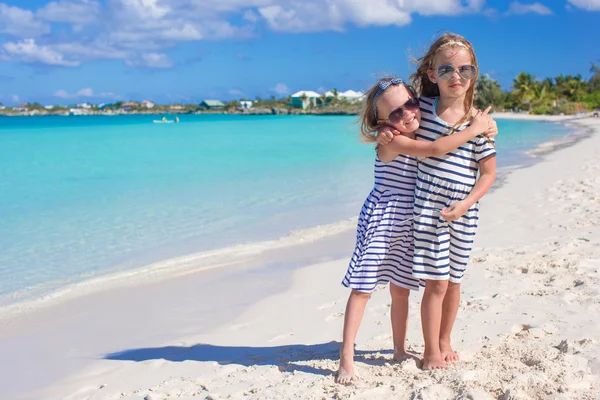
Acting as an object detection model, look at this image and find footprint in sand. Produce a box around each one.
[268,331,295,342]
[325,312,344,321]
[317,300,338,310]
[229,323,250,331]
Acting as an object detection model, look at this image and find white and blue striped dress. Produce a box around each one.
[342,153,421,292]
[412,97,496,283]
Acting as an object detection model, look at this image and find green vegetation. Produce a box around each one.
[476,62,600,115]
[2,66,599,117]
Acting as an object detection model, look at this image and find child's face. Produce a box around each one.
[428,48,476,99]
[376,85,421,133]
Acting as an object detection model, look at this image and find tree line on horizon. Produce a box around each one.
[475,62,600,115]
[4,63,599,116]
[247,63,600,115]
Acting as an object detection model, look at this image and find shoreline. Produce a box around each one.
[1,110,596,118]
[2,118,599,399]
[0,117,587,321]
[23,117,600,400]
[0,118,582,322]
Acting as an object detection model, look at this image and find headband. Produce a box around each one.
[372,78,404,120]
[438,40,468,50]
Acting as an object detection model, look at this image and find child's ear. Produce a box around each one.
[427,68,437,84]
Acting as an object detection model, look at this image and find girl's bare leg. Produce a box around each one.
[336,290,370,384]
[389,283,412,361]
[439,282,461,362]
[421,279,449,370]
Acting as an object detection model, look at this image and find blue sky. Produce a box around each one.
[0,0,598,105]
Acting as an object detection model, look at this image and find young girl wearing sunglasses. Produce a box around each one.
[336,76,493,385]
[378,32,497,371]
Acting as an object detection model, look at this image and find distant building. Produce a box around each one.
[169,105,185,110]
[339,90,365,104]
[44,105,54,110]
[289,91,320,109]
[141,100,155,108]
[0,104,6,110]
[200,100,225,110]
[121,101,138,112]
[324,90,338,99]
[77,103,92,109]
[13,105,27,112]
[239,100,253,109]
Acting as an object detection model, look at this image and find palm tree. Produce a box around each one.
[475,74,504,109]
[590,61,600,90]
[512,72,536,106]
[300,93,309,109]
[319,93,328,108]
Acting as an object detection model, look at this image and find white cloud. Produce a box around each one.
[125,52,173,68]
[506,2,553,15]
[54,89,70,98]
[1,39,79,66]
[258,2,412,32]
[77,88,94,96]
[567,0,600,11]
[37,0,100,24]
[271,83,290,95]
[243,9,259,22]
[0,4,50,37]
[0,0,537,68]
[54,88,118,98]
[119,0,171,20]
[52,41,128,60]
[255,0,491,33]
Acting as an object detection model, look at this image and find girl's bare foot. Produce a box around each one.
[394,348,421,363]
[335,351,358,385]
[422,353,448,370]
[440,342,459,363]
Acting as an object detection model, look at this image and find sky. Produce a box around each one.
[0,0,598,105]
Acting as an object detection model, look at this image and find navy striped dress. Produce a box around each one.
[342,153,421,292]
[412,97,496,283]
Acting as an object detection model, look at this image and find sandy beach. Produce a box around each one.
[3,117,600,400]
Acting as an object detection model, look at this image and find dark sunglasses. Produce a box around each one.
[380,97,420,124]
[437,64,477,80]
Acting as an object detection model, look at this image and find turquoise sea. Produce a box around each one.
[0,115,574,308]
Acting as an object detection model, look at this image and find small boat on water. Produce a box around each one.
[153,116,179,124]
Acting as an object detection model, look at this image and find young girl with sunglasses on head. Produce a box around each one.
[378,32,497,371]
[336,76,494,385]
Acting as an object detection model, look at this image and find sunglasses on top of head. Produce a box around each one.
[379,97,420,125]
[436,64,477,80]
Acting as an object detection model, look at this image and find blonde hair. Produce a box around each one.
[410,32,478,132]
[358,77,415,143]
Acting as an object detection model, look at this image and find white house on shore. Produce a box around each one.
[141,100,155,108]
[290,90,321,109]
[239,100,253,109]
[322,89,365,104]
[339,90,364,103]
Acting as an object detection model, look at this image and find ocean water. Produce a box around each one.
[0,115,575,308]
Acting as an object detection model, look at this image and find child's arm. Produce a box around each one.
[377,107,492,163]
[440,155,496,221]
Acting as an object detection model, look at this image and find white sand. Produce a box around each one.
[491,111,592,122]
[7,118,600,399]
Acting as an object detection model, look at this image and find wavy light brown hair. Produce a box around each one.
[358,77,416,143]
[410,32,478,131]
